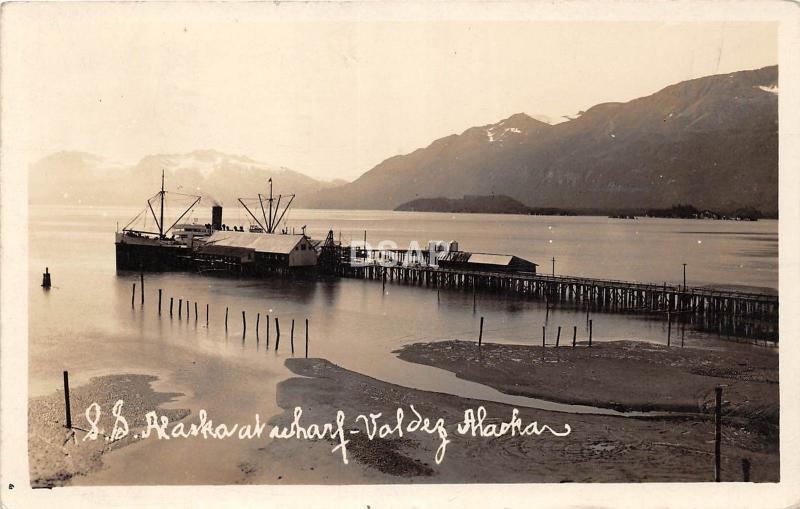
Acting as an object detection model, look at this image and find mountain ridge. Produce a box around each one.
[30,66,778,215]
[300,65,778,214]
[29,149,340,207]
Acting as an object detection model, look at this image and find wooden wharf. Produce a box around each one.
[339,261,778,325]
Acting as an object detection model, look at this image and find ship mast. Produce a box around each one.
[159,170,165,239]
[268,178,273,233]
[128,170,200,237]
[237,178,295,234]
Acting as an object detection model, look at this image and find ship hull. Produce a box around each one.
[115,233,193,271]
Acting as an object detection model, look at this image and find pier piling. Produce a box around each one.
[473,282,476,313]
[542,326,546,348]
[178,299,182,319]
[63,370,72,429]
[169,297,174,317]
[266,315,270,347]
[589,320,593,347]
[194,302,198,321]
[225,307,228,330]
[131,283,136,307]
[572,325,577,347]
[242,311,246,336]
[305,319,309,358]
[667,312,672,347]
[478,316,484,346]
[140,272,144,305]
[556,326,561,347]
[206,304,209,326]
[158,289,162,315]
[275,317,281,351]
[256,313,260,339]
[291,319,295,354]
[314,250,778,341]
[715,386,723,482]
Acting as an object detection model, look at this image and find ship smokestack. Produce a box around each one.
[211,205,223,230]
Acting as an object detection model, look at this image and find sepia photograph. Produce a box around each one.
[1,1,798,507]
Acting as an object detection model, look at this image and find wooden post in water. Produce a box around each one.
[41,267,52,288]
[158,289,162,315]
[667,311,672,347]
[63,370,72,429]
[206,304,209,326]
[589,320,593,346]
[681,321,685,348]
[169,297,174,317]
[225,307,228,330]
[266,314,270,347]
[179,299,183,319]
[305,319,309,358]
[473,281,476,313]
[478,316,484,346]
[256,313,260,339]
[715,386,723,482]
[556,326,561,347]
[291,319,295,354]
[275,317,281,350]
[131,283,136,307]
[242,311,246,336]
[572,325,577,347]
[542,326,546,348]
[140,272,144,305]
[194,302,198,321]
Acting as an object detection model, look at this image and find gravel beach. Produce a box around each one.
[28,341,778,485]
[28,374,190,487]
[264,350,779,483]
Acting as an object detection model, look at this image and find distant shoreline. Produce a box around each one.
[393,195,775,220]
[28,201,779,220]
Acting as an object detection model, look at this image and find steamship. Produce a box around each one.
[115,174,318,273]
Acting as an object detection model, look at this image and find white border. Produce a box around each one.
[2,1,799,508]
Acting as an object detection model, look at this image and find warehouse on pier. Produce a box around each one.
[196,230,318,271]
[437,251,538,274]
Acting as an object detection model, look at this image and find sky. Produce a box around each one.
[2,4,777,182]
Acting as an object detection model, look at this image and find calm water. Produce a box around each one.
[30,203,777,391]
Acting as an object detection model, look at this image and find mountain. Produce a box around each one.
[29,149,338,207]
[303,66,778,215]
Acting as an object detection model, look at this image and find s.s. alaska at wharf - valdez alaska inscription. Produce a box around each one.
[82,401,571,465]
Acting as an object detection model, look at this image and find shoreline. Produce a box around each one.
[28,373,190,487]
[264,350,779,482]
[27,338,780,484]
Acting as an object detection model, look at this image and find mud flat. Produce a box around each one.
[265,354,779,483]
[395,340,778,431]
[28,374,189,487]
